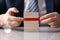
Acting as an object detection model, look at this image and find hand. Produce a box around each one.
[40,12,60,28]
[0,7,23,28]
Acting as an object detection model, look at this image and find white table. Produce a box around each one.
[0,26,60,40]
[24,32,59,40]
[0,29,24,40]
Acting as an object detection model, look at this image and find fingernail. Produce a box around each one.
[40,18,42,20]
[14,10,19,13]
[16,10,19,13]
[40,17,44,21]
[19,18,24,21]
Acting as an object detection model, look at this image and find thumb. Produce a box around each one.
[6,7,19,16]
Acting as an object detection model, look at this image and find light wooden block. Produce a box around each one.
[24,12,40,32]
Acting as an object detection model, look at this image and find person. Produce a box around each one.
[0,0,60,28]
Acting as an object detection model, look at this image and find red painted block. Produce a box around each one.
[24,18,40,21]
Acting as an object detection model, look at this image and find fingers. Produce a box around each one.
[5,16,23,28]
[40,12,58,20]
[48,22,59,28]
[8,16,23,22]
[8,21,21,28]
[40,17,56,24]
[8,16,23,28]
[6,7,19,16]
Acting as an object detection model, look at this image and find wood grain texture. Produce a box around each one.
[24,12,40,32]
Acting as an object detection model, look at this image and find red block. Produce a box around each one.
[24,18,40,21]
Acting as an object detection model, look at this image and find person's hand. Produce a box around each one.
[0,7,23,28]
[40,12,60,28]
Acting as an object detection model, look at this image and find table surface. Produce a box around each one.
[12,26,60,32]
[0,26,60,40]
[0,29,59,40]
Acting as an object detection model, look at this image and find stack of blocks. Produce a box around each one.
[24,12,40,32]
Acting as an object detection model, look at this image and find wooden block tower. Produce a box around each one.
[24,12,40,32]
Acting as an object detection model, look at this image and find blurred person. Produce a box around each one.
[0,0,59,28]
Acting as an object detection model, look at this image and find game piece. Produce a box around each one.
[24,12,40,32]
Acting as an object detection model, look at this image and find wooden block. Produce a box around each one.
[24,12,40,32]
